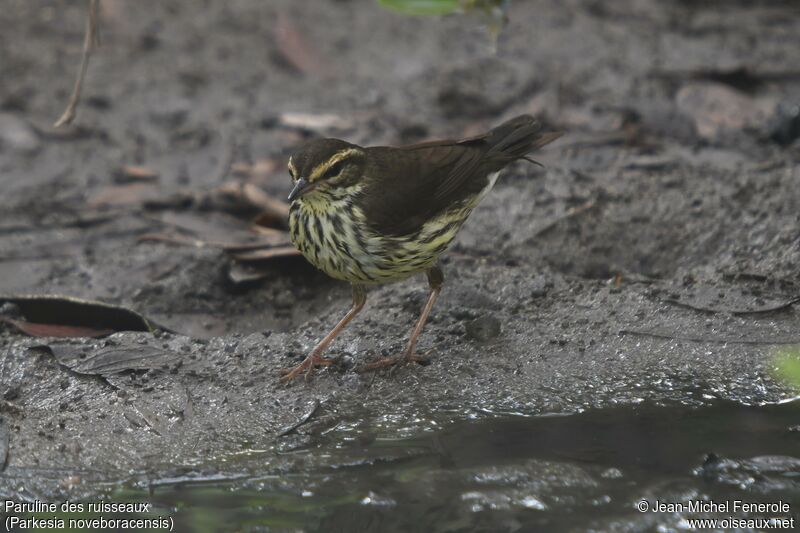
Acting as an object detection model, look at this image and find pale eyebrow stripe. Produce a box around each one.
[309,148,361,181]
[288,156,298,178]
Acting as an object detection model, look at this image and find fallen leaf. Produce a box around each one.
[225,242,303,285]
[136,233,207,248]
[237,182,290,221]
[676,82,778,140]
[87,183,161,208]
[142,211,291,251]
[0,113,40,154]
[0,295,153,338]
[275,11,330,78]
[278,112,354,134]
[247,222,293,241]
[204,182,290,228]
[0,317,113,338]
[251,211,289,233]
[227,262,273,284]
[227,245,301,262]
[231,157,283,184]
[41,344,180,375]
[150,211,282,246]
[115,165,160,183]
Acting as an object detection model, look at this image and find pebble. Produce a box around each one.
[465,315,502,342]
[529,276,552,298]
[0,113,40,154]
[768,102,800,146]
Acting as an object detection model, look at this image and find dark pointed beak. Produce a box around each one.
[287,177,311,202]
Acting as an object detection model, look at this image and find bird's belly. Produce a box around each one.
[289,203,472,284]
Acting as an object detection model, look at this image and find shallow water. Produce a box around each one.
[17,400,796,533]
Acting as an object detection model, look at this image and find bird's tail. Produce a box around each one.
[481,115,562,161]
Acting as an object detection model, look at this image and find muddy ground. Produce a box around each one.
[0,0,799,500]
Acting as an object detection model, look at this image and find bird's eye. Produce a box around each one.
[323,161,345,180]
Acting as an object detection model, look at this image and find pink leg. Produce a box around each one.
[281,284,366,383]
[361,266,443,372]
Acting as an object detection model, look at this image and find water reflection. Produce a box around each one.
[63,401,800,532]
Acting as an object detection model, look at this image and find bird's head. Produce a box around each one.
[287,139,367,203]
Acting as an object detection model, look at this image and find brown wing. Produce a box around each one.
[359,115,561,237]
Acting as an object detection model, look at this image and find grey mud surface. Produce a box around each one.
[1,0,799,498]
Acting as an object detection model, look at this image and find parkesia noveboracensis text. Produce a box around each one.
[282,115,561,382]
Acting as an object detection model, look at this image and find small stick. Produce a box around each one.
[211,133,236,184]
[662,296,800,316]
[620,329,800,345]
[276,399,321,438]
[54,0,100,128]
[136,233,207,248]
[533,199,598,237]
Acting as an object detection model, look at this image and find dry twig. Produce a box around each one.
[276,399,321,438]
[533,199,599,237]
[136,233,207,248]
[227,246,301,262]
[215,181,291,222]
[54,0,100,128]
[662,296,800,316]
[620,329,800,345]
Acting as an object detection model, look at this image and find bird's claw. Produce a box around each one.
[280,354,336,384]
[358,350,430,373]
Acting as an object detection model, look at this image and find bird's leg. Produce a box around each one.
[281,284,366,383]
[361,265,443,372]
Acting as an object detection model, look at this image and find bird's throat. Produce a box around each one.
[295,184,362,215]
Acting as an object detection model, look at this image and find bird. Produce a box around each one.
[281,114,561,382]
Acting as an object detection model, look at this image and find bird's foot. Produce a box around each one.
[359,350,430,373]
[280,353,336,383]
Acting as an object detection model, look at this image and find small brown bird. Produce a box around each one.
[282,115,560,382]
